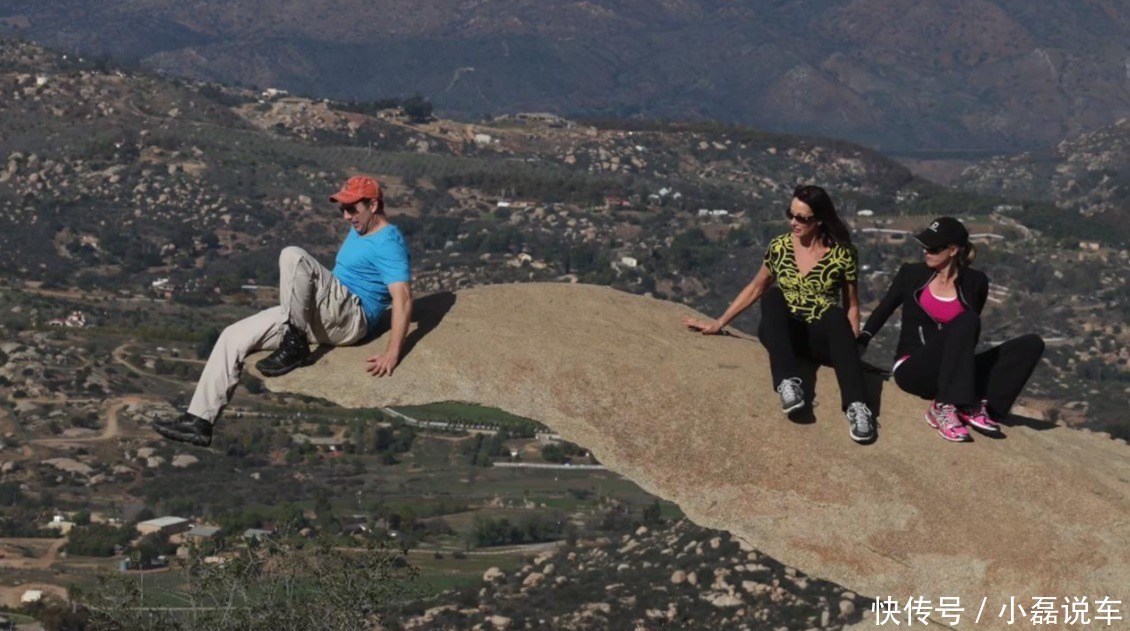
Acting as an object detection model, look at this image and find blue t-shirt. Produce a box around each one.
[332,225,412,332]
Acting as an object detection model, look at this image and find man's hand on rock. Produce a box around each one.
[682,316,723,335]
[365,352,399,377]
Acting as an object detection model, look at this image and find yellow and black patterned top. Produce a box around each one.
[764,233,858,323]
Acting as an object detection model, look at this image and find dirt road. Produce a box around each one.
[0,537,66,570]
[112,342,187,386]
[31,395,153,446]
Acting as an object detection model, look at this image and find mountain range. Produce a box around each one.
[5,0,1130,153]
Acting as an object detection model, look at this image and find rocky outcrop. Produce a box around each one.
[262,283,1129,630]
[402,521,870,630]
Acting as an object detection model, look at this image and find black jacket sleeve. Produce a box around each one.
[972,271,989,314]
[962,268,989,314]
[860,263,908,341]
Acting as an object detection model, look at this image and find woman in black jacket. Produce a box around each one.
[858,217,1044,442]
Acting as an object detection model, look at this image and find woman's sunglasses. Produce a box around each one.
[922,245,949,255]
[785,208,817,224]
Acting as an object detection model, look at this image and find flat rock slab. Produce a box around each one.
[261,283,1129,629]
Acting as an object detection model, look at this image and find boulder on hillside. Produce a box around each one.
[260,283,1130,631]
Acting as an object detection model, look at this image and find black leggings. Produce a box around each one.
[756,286,867,411]
[893,309,1045,418]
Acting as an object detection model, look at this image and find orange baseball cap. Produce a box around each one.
[329,175,383,205]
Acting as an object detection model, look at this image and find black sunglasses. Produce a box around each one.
[339,201,367,215]
[922,245,949,255]
[785,208,817,225]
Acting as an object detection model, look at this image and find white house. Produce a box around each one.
[536,431,562,443]
[136,516,190,536]
[46,514,75,534]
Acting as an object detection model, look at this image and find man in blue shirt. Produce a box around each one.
[155,175,413,446]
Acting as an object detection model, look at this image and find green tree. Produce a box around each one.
[401,96,433,124]
[541,444,566,463]
[0,481,22,506]
[65,523,134,557]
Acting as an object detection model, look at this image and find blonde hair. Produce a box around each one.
[953,243,977,270]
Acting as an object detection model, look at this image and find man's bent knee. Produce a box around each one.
[213,323,241,351]
[279,246,312,272]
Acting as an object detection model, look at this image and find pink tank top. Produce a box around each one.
[920,286,965,324]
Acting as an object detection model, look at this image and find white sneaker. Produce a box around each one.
[776,378,805,414]
[846,402,875,443]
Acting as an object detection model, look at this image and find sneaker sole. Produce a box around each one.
[781,400,805,414]
[925,412,970,442]
[153,424,212,447]
[849,427,874,443]
[965,419,1001,434]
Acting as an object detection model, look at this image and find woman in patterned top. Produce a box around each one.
[683,185,875,443]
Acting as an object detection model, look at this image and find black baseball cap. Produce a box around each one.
[915,217,969,250]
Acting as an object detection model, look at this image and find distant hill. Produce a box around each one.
[956,118,1130,220]
[4,0,1130,153]
[0,36,925,291]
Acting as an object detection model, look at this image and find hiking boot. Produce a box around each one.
[154,412,213,447]
[958,399,1000,434]
[775,377,805,414]
[846,401,876,443]
[925,401,970,442]
[255,324,311,377]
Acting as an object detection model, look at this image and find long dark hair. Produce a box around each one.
[794,185,853,248]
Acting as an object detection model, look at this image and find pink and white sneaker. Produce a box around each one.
[926,401,971,442]
[958,399,1001,434]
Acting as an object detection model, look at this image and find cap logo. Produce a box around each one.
[929,221,940,232]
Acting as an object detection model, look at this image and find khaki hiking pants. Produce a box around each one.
[188,246,368,422]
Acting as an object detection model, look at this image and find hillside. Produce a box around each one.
[396,520,871,630]
[5,36,1130,438]
[264,282,1130,631]
[3,1,1130,152]
[956,118,1130,223]
[0,36,914,288]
